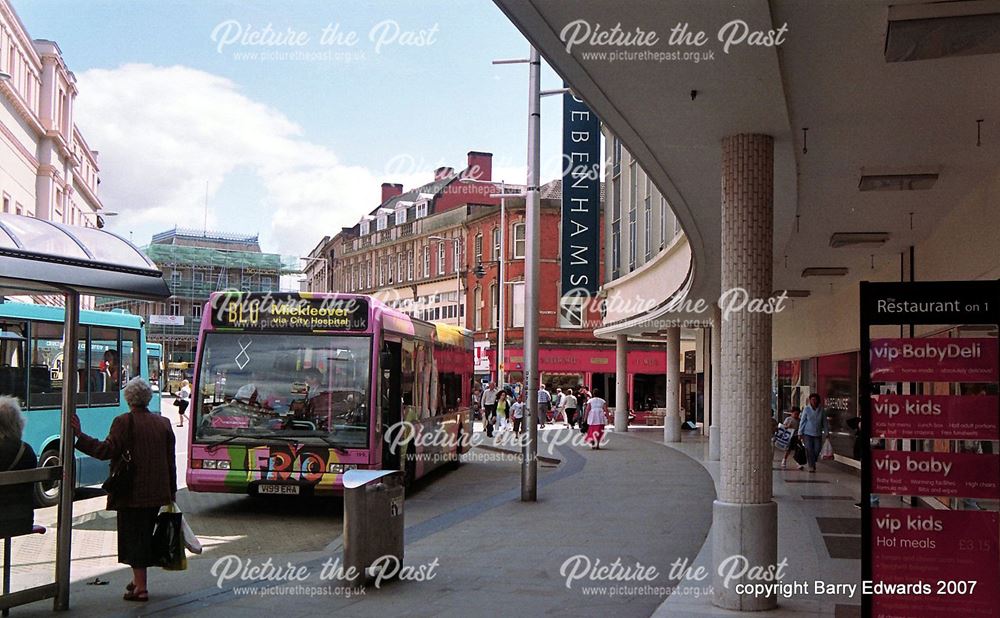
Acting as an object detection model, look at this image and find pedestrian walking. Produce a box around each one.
[0,397,38,538]
[511,395,525,435]
[71,377,177,603]
[779,407,802,469]
[799,394,828,473]
[481,382,499,436]
[563,388,579,428]
[495,391,510,432]
[584,389,608,449]
[174,380,191,427]
[550,387,568,424]
[537,383,552,427]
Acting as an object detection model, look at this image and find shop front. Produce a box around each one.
[487,345,667,418]
[775,351,860,464]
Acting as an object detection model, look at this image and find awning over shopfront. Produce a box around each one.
[0,213,170,300]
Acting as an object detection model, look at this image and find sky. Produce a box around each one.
[14,0,567,257]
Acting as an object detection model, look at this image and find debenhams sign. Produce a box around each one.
[561,90,601,298]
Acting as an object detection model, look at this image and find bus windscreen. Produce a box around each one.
[193,333,371,450]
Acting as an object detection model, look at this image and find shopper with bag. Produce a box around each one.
[799,393,829,473]
[72,377,177,603]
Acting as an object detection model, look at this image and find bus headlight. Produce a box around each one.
[201,460,230,470]
[327,464,359,474]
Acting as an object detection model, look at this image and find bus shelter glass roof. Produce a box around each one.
[0,213,170,300]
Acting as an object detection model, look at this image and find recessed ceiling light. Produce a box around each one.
[858,173,938,191]
[802,267,849,277]
[830,232,890,248]
[773,289,811,298]
[886,2,1000,62]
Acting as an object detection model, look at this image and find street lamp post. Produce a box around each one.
[300,256,329,293]
[493,47,569,502]
[428,236,462,326]
[78,210,118,229]
[461,178,521,387]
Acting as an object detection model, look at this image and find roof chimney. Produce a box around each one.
[381,182,404,204]
[434,166,454,181]
[466,151,493,181]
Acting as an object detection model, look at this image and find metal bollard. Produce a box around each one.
[342,470,404,583]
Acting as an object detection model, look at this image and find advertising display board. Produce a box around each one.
[859,280,1000,618]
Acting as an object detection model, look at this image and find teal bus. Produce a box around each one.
[148,342,163,413]
[0,301,158,505]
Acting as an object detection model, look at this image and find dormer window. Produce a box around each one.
[376,214,388,231]
[360,219,370,235]
[395,206,407,225]
[416,201,428,218]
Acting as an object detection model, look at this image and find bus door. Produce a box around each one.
[379,340,402,470]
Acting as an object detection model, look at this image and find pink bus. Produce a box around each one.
[186,292,473,496]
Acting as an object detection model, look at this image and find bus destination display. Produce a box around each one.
[210,293,369,332]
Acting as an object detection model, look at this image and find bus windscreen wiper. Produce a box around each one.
[205,432,296,452]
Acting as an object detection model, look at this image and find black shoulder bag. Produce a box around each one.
[101,414,135,496]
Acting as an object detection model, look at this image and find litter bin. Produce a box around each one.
[342,470,404,583]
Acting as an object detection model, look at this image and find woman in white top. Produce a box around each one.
[583,389,608,450]
[176,380,191,428]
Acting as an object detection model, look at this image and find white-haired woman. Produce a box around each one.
[0,397,38,537]
[71,377,176,603]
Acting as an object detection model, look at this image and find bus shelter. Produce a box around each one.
[0,213,171,611]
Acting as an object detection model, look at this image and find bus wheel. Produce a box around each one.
[34,448,62,507]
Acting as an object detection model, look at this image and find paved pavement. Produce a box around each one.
[630,430,863,618]
[4,419,717,617]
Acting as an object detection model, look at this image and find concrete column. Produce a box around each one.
[663,326,681,442]
[713,134,777,611]
[614,335,629,432]
[708,304,722,461]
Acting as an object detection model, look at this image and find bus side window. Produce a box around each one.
[121,330,141,385]
[0,319,28,405]
[90,327,121,405]
[28,321,64,408]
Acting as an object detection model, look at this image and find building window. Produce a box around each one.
[612,137,622,176]
[474,233,483,264]
[473,287,482,331]
[660,196,669,250]
[512,223,526,259]
[395,207,407,225]
[490,282,498,329]
[423,246,430,277]
[492,227,500,261]
[261,276,273,292]
[644,176,652,262]
[2,195,9,213]
[438,241,445,275]
[366,261,372,288]
[170,270,182,287]
[193,271,204,285]
[511,282,525,328]
[360,219,370,235]
[397,254,405,283]
[170,302,181,316]
[611,149,622,280]
[378,258,385,286]
[416,201,428,218]
[628,161,637,272]
[241,277,252,291]
[407,250,414,280]
[376,214,388,231]
[192,304,203,319]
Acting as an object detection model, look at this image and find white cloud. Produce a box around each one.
[74,63,381,255]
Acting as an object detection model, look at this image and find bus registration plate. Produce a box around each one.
[258,484,299,495]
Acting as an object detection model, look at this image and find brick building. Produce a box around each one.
[313,151,668,408]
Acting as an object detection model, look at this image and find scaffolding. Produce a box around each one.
[97,240,302,361]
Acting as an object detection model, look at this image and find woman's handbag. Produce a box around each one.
[101,414,134,496]
[153,503,188,570]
